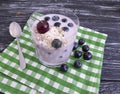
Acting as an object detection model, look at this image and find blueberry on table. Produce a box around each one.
[60,64,68,72]
[74,60,82,68]
[54,22,61,27]
[82,45,89,52]
[78,38,85,45]
[44,16,50,21]
[52,39,62,49]
[74,50,82,58]
[37,20,49,34]
[52,16,59,21]
[73,42,79,50]
[83,52,92,60]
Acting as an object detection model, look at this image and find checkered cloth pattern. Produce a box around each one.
[0,13,107,94]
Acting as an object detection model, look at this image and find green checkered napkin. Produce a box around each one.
[0,13,107,94]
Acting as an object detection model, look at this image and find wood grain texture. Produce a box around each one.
[0,0,120,94]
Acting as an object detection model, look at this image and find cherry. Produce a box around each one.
[37,20,49,34]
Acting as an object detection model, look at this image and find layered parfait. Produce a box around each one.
[30,14,78,67]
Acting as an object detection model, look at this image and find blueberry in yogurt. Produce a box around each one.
[68,23,73,27]
[52,39,62,49]
[44,16,50,21]
[52,16,59,21]
[54,22,61,27]
[62,27,69,32]
[62,18,67,22]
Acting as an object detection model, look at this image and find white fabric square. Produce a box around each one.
[67,78,73,83]
[31,62,37,67]
[87,86,96,93]
[12,74,18,79]
[20,39,24,43]
[11,82,17,87]
[70,69,76,75]
[26,70,32,75]
[4,70,9,75]
[63,87,70,93]
[35,73,41,79]
[76,82,83,88]
[92,37,97,41]
[92,68,99,73]
[3,59,8,63]
[27,42,32,46]
[10,63,16,67]
[57,73,64,79]
[38,87,45,93]
[89,44,95,49]
[44,78,50,84]
[40,65,46,70]
[82,65,88,70]
[53,82,59,89]
[80,73,86,79]
[73,91,79,94]
[2,78,8,84]
[9,52,14,56]
[84,35,89,39]
[21,78,27,83]
[90,77,97,82]
[100,39,105,43]
[94,60,100,65]
[96,53,102,57]
[77,32,82,36]
[98,47,103,51]
[20,85,27,91]
[25,34,30,38]
[29,52,34,56]
[29,89,36,94]
[30,82,35,88]
[49,69,54,75]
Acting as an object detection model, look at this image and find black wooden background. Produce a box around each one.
[0,0,120,94]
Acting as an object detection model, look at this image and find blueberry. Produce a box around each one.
[62,18,67,22]
[74,60,82,68]
[44,17,50,21]
[48,52,51,55]
[83,52,92,60]
[73,42,78,50]
[82,45,89,52]
[59,56,63,58]
[78,38,85,45]
[62,27,69,32]
[68,23,73,27]
[64,49,67,52]
[54,22,61,27]
[60,64,68,72]
[52,16,59,21]
[74,50,82,58]
[52,39,62,49]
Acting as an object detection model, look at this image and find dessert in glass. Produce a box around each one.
[29,7,79,67]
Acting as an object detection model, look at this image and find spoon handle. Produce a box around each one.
[16,38,26,70]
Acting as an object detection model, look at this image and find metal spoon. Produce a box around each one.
[9,22,26,70]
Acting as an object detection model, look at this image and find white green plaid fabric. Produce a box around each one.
[0,13,107,94]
